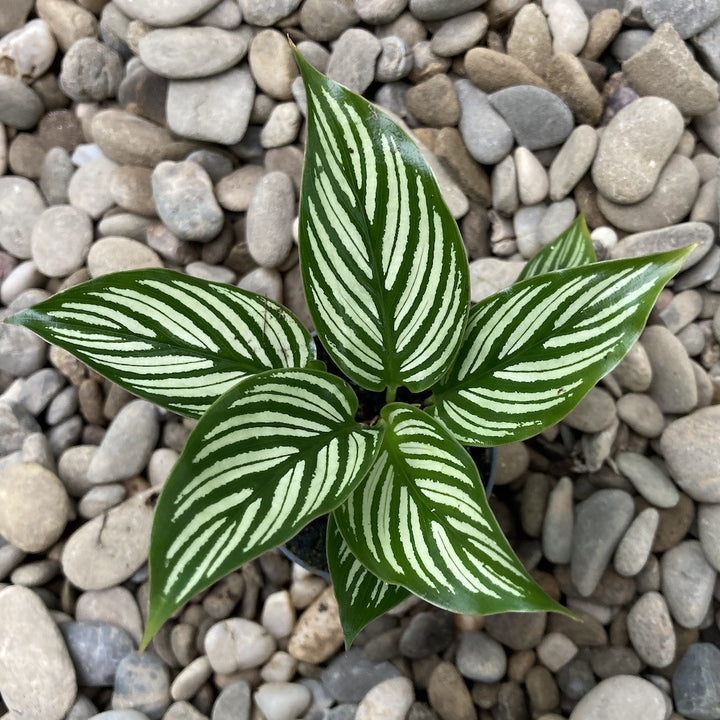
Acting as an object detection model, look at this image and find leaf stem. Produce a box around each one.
[385,386,397,404]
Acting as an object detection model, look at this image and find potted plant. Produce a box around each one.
[7,49,692,647]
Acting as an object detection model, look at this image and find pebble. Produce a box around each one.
[0,74,44,129]
[571,489,635,596]
[246,171,295,268]
[0,0,33,36]
[110,165,155,217]
[168,67,255,144]
[399,611,455,658]
[0,176,47,258]
[321,647,401,703]
[375,36,412,83]
[255,682,312,720]
[112,652,171,719]
[86,236,162,276]
[456,80,514,165]
[694,16,720,80]
[698,503,720,573]
[427,661,475,720]
[431,12,488,57]
[592,97,684,205]
[626,591,675,668]
[642,0,720,38]
[211,679,251,720]
[406,74,460,127]
[75,587,144,645]
[410,0,485,21]
[242,0,302,26]
[469,257,525,301]
[249,30,298,102]
[623,23,718,117]
[261,102,302,148]
[615,392,664,438]
[0,585,77,720]
[514,147,548,205]
[568,675,667,720]
[489,85,574,150]
[68,154,119,219]
[62,621,136,686]
[261,590,296,639]
[0,19,57,79]
[204,618,276,673]
[547,52,603,126]
[152,161,224,242]
[616,452,679,508]
[31,204,92,277]
[673,643,720,719]
[39,146,74,204]
[614,508,659,577]
[537,632,579,672]
[61,487,159,590]
[456,631,507,682]
[356,677,414,720]
[0,461,70,552]
[326,28,382,95]
[87,400,159,485]
[661,540,716,629]
[597,154,700,232]
[564,387,617,433]
[542,0,589,55]
[59,38,123,102]
[138,27,248,80]
[112,0,221,27]
[506,3,551,77]
[548,125,597,202]
[464,48,548,93]
[485,611,547,651]
[215,164,265,212]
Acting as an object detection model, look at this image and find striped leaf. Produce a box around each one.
[335,403,564,616]
[327,512,410,646]
[295,49,469,393]
[7,269,314,418]
[430,248,693,446]
[517,214,596,282]
[143,369,382,646]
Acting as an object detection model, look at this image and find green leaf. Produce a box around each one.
[294,49,469,393]
[142,368,382,646]
[6,269,314,418]
[516,214,596,282]
[430,247,694,446]
[334,403,563,616]
[327,512,410,647]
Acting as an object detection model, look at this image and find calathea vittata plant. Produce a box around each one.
[7,48,692,648]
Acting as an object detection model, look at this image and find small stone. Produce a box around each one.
[514,147,548,206]
[568,675,666,720]
[469,257,525,302]
[642,325,698,414]
[0,19,57,80]
[409,0,485,21]
[211,679,251,720]
[59,38,123,102]
[694,16,720,81]
[581,8,622,61]
[626,592,675,668]
[167,68,255,145]
[152,161,223,242]
[261,102,301,148]
[111,652,170,719]
[0,176,46,258]
[427,661,475,720]
[616,452,679,508]
[614,508,659,577]
[261,590,296,639]
[431,12,488,58]
[249,29,298,101]
[456,79,513,165]
[62,621,136,687]
[489,85,574,150]
[61,487,159,590]
[661,540,716,629]
[456,631,507,682]
[162,701,207,720]
[536,632,579,672]
[698,503,720,572]
[112,0,221,26]
[0,0,33,36]
[356,677,414,720]
[546,52,603,126]
[0,462,70,552]
[299,0,359,42]
[39,146,74,205]
[571,489,635,596]
[75,587,144,645]
[321,647,401,703]
[0,585,77,720]
[564,387,616,433]
[204,618,276,673]
[542,476,574,564]
[591,97,684,205]
[434,127,492,206]
[542,0,589,55]
[87,400,159,485]
[399,611,454,659]
[673,643,720,719]
[485,612,547,651]
[615,393,664,438]
[68,154,119,219]
[109,165,155,217]
[169,656,212,702]
[405,74,460,127]
[326,28,382,95]
[255,682,312,720]
[241,0,301,25]
[246,171,295,268]
[536,198,576,246]
[641,0,720,39]
[0,71,45,129]
[375,36,412,83]
[87,236,162,277]
[506,3,552,78]
[31,205,92,277]
[466,48,548,95]
[36,0,97,51]
[138,27,248,80]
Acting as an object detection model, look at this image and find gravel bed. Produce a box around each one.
[1,1,720,719]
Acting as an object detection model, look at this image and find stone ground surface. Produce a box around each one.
[1,0,720,719]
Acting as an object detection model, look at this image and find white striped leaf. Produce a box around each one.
[143,368,382,646]
[295,49,469,393]
[517,214,596,282]
[430,248,693,446]
[335,403,564,616]
[327,511,410,646]
[7,269,314,418]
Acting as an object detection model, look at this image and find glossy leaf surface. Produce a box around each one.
[335,404,563,616]
[143,369,382,645]
[327,512,410,646]
[7,269,314,418]
[431,248,693,446]
[517,214,596,281]
[295,50,468,392]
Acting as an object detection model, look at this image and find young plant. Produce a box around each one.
[7,51,692,648]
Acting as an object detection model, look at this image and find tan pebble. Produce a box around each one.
[465,47,548,93]
[287,586,344,663]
